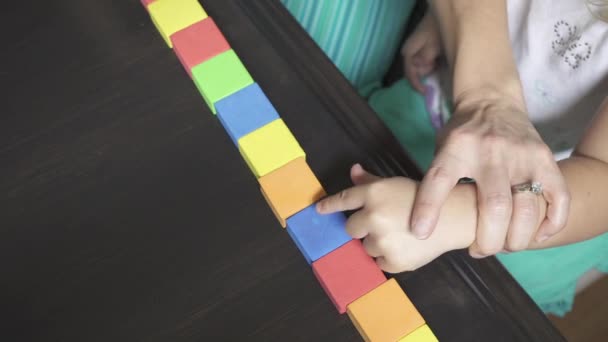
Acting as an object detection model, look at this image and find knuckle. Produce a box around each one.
[362,237,377,253]
[382,259,406,274]
[475,241,503,256]
[318,198,334,212]
[515,200,537,220]
[558,189,572,206]
[368,180,399,201]
[537,144,554,160]
[393,254,417,272]
[444,126,467,140]
[375,236,393,252]
[382,264,398,274]
[393,261,410,273]
[469,247,485,258]
[346,218,366,238]
[444,128,476,147]
[426,166,452,184]
[548,190,572,229]
[326,197,340,210]
[367,182,384,196]
[367,210,391,229]
[543,222,562,236]
[345,221,357,237]
[506,238,528,252]
[483,192,512,217]
[481,133,506,148]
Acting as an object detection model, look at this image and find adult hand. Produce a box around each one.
[401,11,441,93]
[410,93,570,256]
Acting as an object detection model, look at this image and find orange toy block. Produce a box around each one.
[259,157,326,227]
[347,278,425,342]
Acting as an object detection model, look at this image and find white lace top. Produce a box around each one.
[507,0,608,156]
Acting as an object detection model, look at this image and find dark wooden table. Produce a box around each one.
[0,1,565,341]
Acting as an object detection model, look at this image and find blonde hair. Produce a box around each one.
[586,0,608,22]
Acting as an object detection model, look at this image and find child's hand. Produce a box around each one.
[316,164,475,273]
[401,11,442,93]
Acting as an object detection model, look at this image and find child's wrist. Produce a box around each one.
[435,184,477,250]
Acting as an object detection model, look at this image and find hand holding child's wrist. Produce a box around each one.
[433,184,477,250]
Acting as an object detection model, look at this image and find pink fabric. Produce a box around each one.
[140,0,156,8]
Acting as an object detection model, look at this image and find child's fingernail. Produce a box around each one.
[352,163,363,174]
[412,219,431,239]
[316,202,325,213]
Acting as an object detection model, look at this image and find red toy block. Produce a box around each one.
[170,18,231,78]
[312,240,386,314]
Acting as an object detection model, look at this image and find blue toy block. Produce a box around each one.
[286,205,352,264]
[215,83,280,145]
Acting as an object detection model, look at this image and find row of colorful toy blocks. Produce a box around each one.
[348,278,435,342]
[144,0,305,177]
[286,205,438,341]
[141,1,437,340]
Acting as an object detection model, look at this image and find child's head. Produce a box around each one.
[586,0,608,22]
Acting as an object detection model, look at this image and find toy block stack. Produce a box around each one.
[141,1,438,340]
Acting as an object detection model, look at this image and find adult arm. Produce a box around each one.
[410,0,570,256]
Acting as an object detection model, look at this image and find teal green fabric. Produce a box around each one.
[282,0,608,317]
[281,0,416,97]
[497,235,608,316]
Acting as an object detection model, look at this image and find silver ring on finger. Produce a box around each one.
[511,182,543,195]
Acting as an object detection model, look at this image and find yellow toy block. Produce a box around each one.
[398,325,438,342]
[238,119,305,178]
[346,278,425,342]
[148,0,208,48]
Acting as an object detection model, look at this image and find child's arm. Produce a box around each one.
[522,97,608,248]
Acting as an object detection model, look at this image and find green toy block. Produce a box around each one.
[191,50,254,114]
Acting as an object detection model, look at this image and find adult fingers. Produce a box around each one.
[535,171,571,242]
[416,43,439,75]
[404,57,426,93]
[410,163,463,239]
[506,190,540,251]
[469,164,512,257]
[401,35,427,93]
